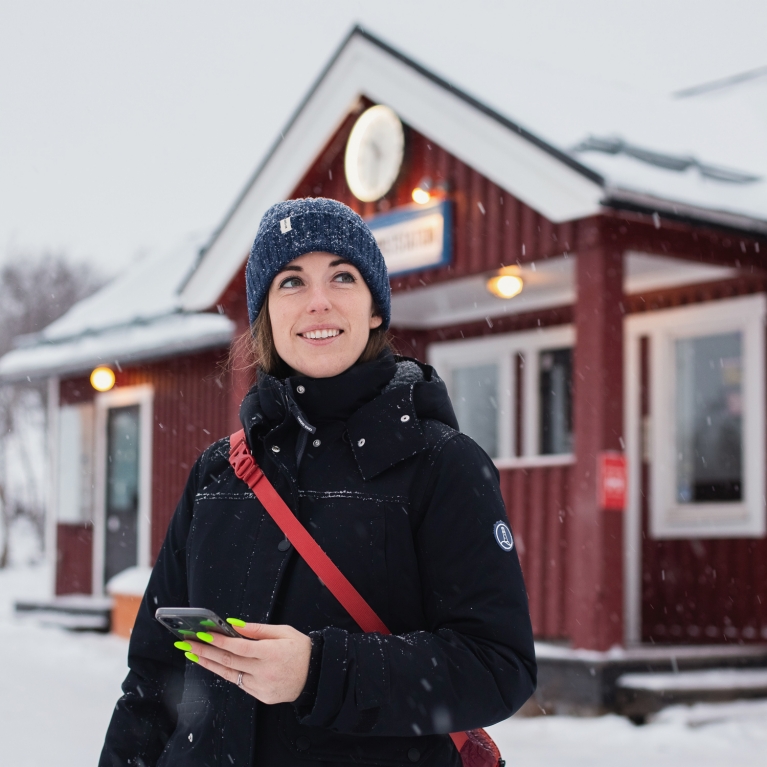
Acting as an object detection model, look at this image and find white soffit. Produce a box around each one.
[390,253,738,329]
[624,251,738,294]
[391,258,575,329]
[180,32,604,314]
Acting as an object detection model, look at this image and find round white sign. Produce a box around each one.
[344,105,405,202]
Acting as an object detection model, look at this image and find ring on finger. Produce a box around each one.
[237,671,244,688]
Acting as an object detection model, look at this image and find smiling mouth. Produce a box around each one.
[299,329,342,339]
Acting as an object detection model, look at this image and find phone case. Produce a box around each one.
[155,607,242,640]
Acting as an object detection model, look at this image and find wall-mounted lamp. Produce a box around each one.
[90,366,116,392]
[486,268,524,299]
[412,177,433,204]
[412,178,450,205]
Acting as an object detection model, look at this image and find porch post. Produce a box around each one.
[569,244,624,649]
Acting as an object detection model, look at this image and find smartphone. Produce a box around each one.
[155,607,242,641]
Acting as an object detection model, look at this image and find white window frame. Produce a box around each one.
[626,294,766,541]
[92,384,154,595]
[428,325,575,468]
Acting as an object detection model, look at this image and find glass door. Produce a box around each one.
[104,405,140,584]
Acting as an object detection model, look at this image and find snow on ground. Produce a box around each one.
[0,562,128,767]
[487,700,767,767]
[1,561,767,766]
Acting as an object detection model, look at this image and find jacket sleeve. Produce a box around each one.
[98,452,203,767]
[298,432,537,736]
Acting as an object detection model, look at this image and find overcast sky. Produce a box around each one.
[2,0,765,275]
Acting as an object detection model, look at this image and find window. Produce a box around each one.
[429,326,575,463]
[56,404,95,524]
[626,294,765,539]
[539,348,573,455]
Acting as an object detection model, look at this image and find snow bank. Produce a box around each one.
[105,566,152,597]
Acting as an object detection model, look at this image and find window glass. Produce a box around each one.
[452,364,499,457]
[105,405,140,584]
[675,332,743,503]
[57,404,94,523]
[539,348,573,455]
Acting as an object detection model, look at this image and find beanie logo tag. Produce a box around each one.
[279,217,292,234]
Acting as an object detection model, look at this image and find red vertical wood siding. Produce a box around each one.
[55,347,231,592]
[55,523,93,595]
[499,465,572,639]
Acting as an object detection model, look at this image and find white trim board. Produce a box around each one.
[180,31,604,315]
[92,385,154,596]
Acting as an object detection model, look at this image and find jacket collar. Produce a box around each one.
[239,353,458,481]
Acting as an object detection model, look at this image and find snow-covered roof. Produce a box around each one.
[422,43,767,226]
[0,233,234,381]
[181,28,767,313]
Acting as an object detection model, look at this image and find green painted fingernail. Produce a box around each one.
[226,617,246,627]
[174,641,192,651]
[178,629,196,637]
[200,619,216,628]
[196,632,214,643]
[185,652,199,663]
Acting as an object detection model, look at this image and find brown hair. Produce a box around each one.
[228,292,392,378]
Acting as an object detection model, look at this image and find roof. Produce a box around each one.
[0,234,233,381]
[180,28,767,314]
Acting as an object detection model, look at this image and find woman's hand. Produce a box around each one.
[179,622,312,705]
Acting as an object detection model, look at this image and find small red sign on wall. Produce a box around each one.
[598,452,627,511]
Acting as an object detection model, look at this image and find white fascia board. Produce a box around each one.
[181,34,604,314]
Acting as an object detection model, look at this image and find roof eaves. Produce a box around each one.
[602,186,767,237]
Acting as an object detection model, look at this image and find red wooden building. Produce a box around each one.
[4,29,767,664]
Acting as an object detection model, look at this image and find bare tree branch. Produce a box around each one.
[0,252,106,567]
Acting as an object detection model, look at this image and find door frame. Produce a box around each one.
[624,293,767,644]
[92,384,154,595]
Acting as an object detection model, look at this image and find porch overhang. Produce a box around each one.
[390,251,738,329]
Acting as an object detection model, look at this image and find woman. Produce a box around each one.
[100,197,536,767]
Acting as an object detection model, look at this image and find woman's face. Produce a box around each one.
[267,251,383,378]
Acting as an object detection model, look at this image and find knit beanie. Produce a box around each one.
[245,198,391,329]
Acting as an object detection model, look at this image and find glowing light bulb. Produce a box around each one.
[90,367,116,392]
[486,274,524,299]
[412,187,431,204]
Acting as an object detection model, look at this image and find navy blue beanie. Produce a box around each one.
[246,198,391,329]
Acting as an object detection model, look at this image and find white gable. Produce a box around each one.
[180,31,604,313]
[181,29,767,314]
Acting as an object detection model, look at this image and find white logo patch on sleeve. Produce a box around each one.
[279,217,292,234]
[493,521,514,552]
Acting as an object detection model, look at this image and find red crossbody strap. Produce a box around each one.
[228,429,469,756]
[229,430,389,635]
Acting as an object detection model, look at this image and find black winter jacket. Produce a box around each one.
[99,352,536,767]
